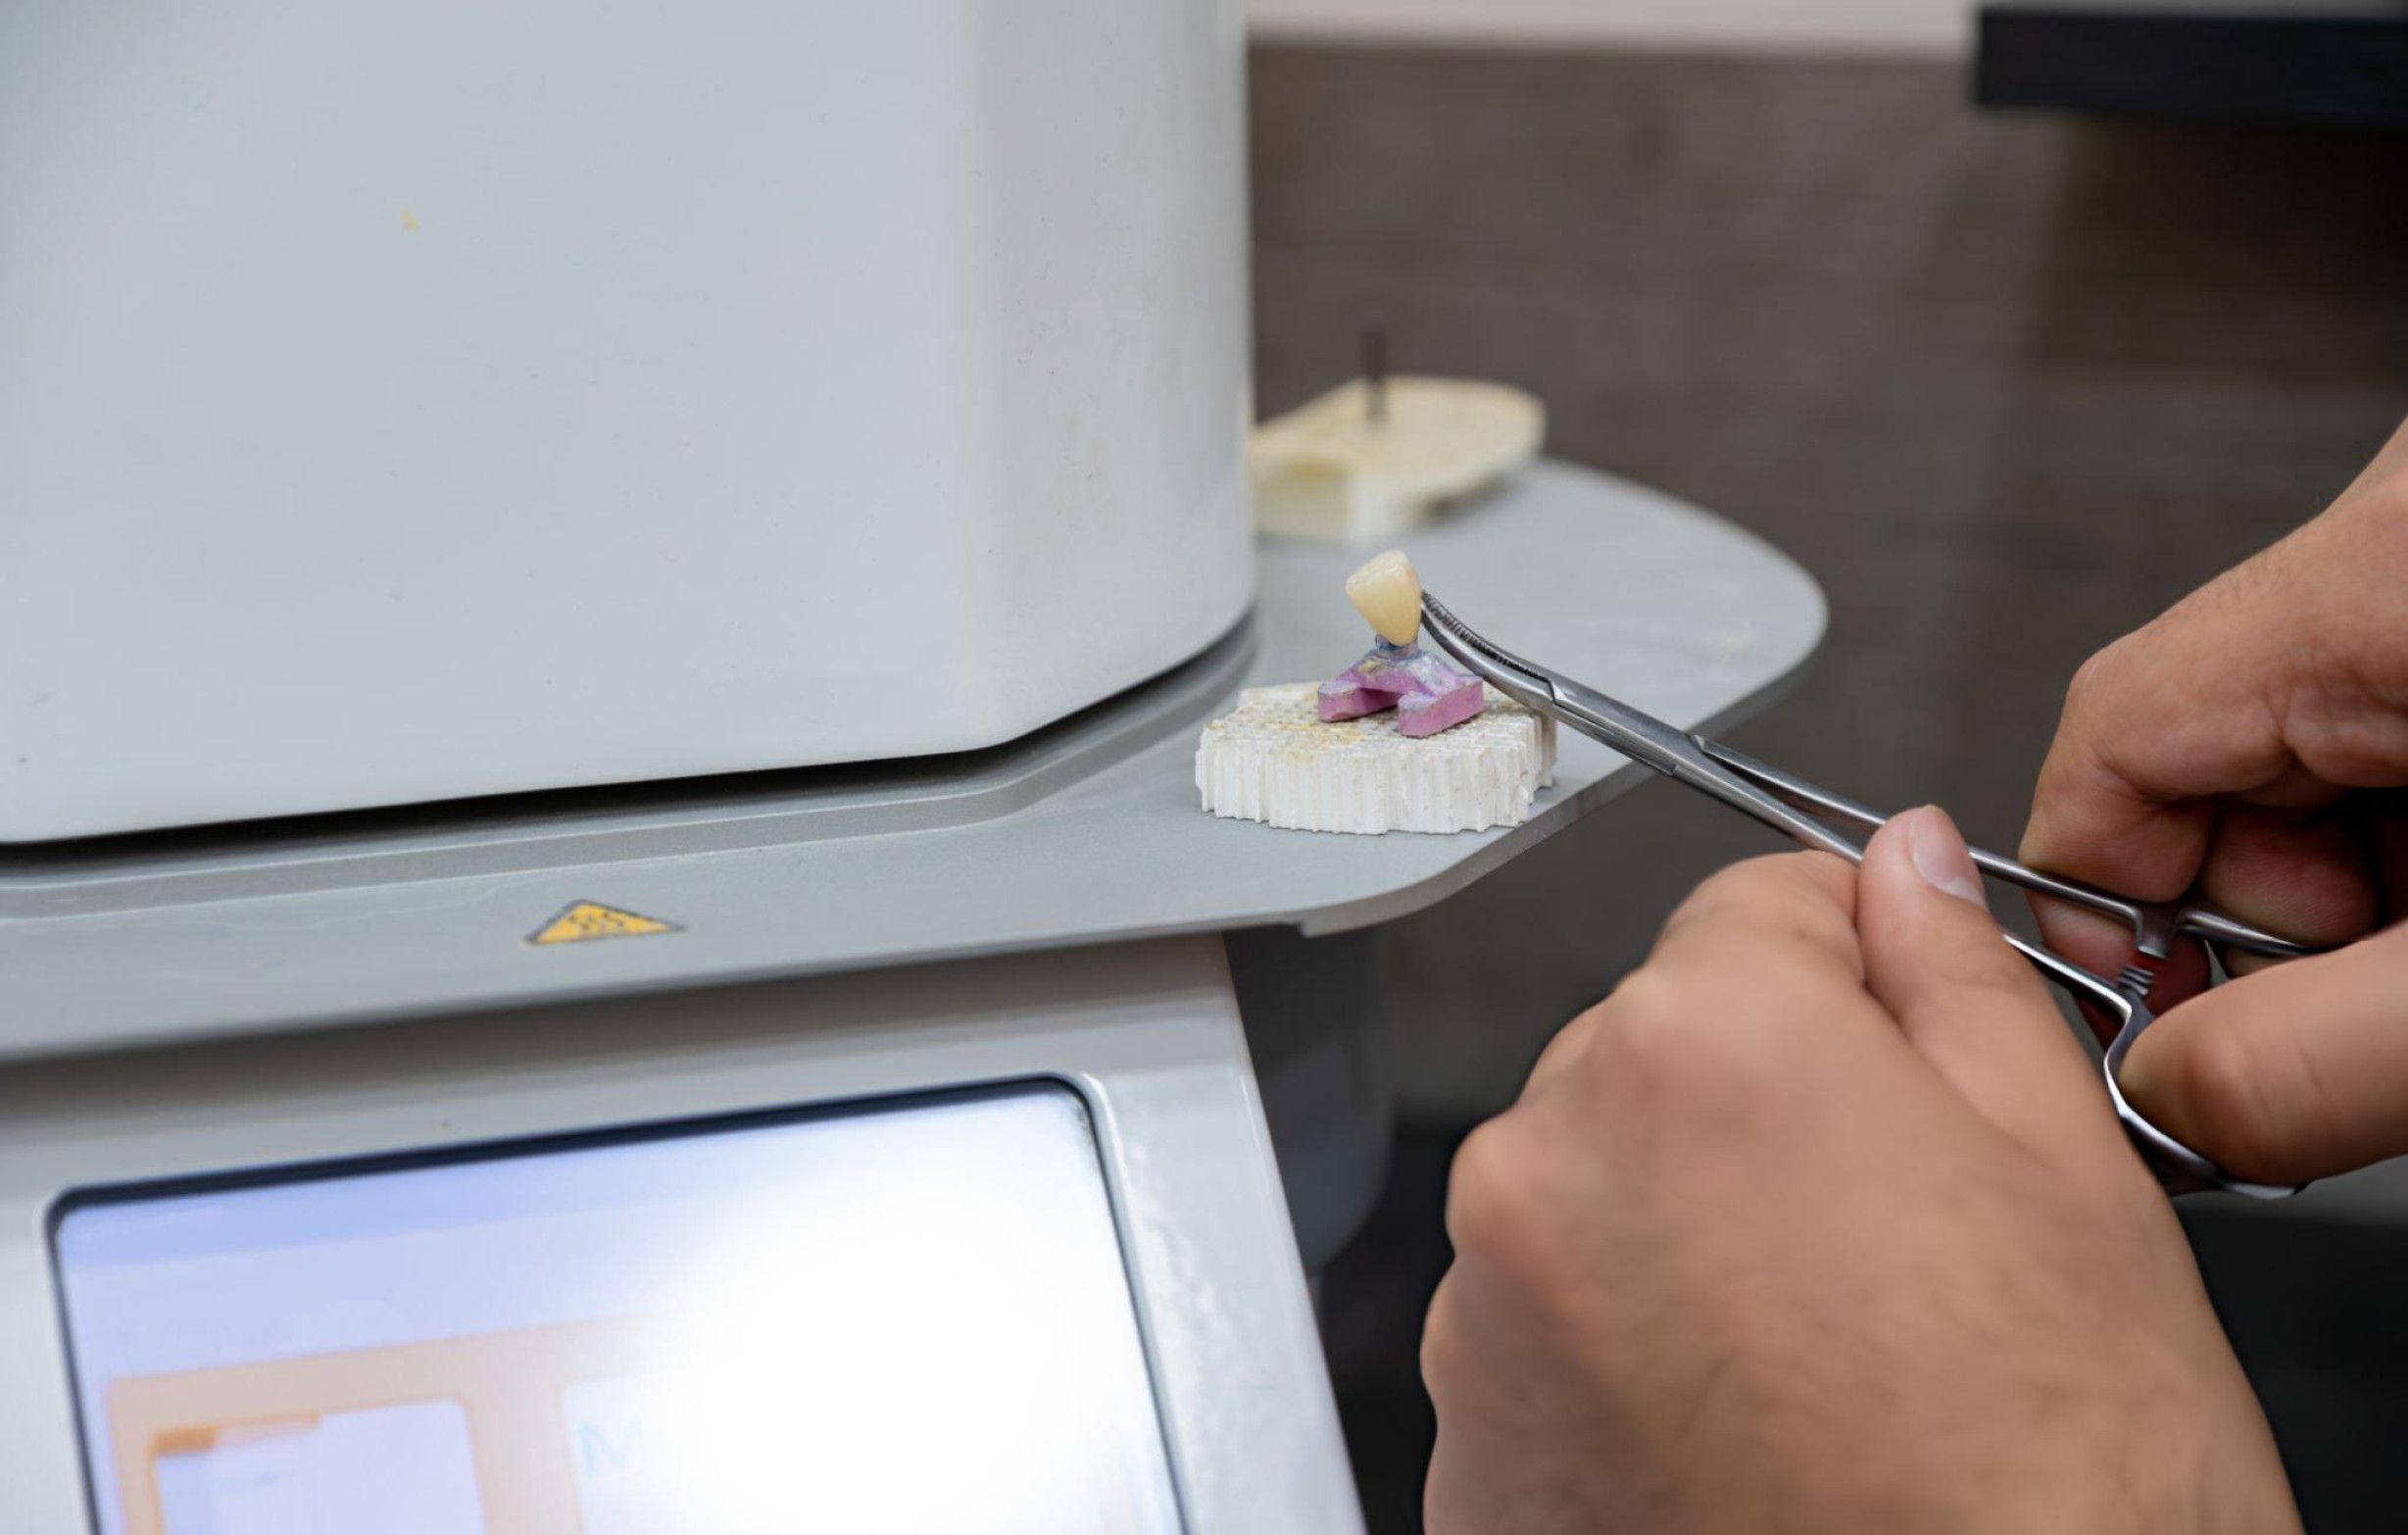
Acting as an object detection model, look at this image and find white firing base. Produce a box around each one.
[1198,684,1555,835]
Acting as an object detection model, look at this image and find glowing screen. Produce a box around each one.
[54,1083,1182,1534]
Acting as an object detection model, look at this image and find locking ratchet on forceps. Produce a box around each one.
[1419,591,2325,1201]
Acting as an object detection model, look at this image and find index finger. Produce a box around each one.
[1648,847,1863,980]
[2019,568,2312,905]
[1521,850,1869,1093]
[2022,420,2408,905]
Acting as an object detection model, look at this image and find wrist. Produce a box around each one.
[2156,1395,2301,1535]
[2035,1362,2298,1535]
[1907,1339,2297,1535]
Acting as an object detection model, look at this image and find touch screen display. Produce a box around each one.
[53,1083,1182,1535]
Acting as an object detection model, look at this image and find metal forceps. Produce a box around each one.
[1420,592,2326,1200]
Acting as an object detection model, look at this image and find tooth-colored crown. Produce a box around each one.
[1346,549,1422,647]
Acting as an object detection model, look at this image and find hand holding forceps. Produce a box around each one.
[1419,592,2329,1200]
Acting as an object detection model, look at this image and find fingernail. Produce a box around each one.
[1904,806,1987,908]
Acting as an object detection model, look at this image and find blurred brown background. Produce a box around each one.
[1249,39,2408,1532]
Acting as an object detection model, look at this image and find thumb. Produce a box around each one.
[1858,807,2125,1167]
[2121,924,2408,1184]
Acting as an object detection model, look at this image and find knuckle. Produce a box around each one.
[1445,1120,1535,1250]
[1599,966,1685,1041]
[1573,967,1742,1120]
[2064,641,2124,715]
[2054,635,2151,761]
[1594,968,1698,1084]
[1660,857,1765,934]
[1419,1276,1468,1403]
[1527,996,1611,1080]
[1683,850,1834,918]
[1599,949,1838,1106]
[1444,1118,1565,1282]
[1659,852,1859,964]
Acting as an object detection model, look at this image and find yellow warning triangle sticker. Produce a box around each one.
[526,900,681,946]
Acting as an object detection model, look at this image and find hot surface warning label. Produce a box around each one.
[526,902,681,946]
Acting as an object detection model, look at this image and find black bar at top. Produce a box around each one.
[1976,3,2408,132]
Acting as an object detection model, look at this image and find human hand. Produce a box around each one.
[1422,810,2295,1534]
[2021,417,2408,1184]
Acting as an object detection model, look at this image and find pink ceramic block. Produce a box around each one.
[1317,679,1389,722]
[1396,676,1486,737]
[1315,638,1486,738]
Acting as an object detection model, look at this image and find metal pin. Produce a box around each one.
[1362,317,1389,424]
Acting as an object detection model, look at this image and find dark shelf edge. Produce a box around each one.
[1976,6,2408,131]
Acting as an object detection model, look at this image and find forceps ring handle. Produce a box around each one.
[1693,740,2302,1198]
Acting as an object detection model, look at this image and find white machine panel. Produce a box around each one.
[0,1,1253,839]
[0,938,1365,1533]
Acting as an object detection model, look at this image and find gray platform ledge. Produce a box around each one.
[0,461,1825,1060]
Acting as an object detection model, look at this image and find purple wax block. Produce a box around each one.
[1314,637,1488,737]
[1396,675,1486,737]
[1318,677,1394,722]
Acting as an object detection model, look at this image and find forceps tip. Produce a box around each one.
[1419,591,1536,680]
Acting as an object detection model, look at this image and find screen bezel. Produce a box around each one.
[47,1073,1184,1535]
